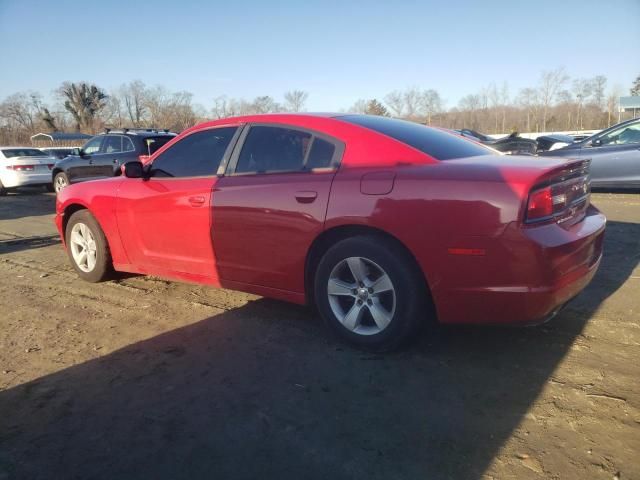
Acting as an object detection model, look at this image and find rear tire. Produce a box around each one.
[65,210,112,282]
[314,235,427,351]
[54,172,68,193]
[0,179,6,196]
[45,184,55,193]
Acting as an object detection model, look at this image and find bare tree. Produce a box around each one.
[572,78,593,130]
[120,80,148,127]
[403,87,421,118]
[348,99,368,114]
[384,90,404,117]
[591,75,607,110]
[517,88,539,132]
[421,89,442,125]
[59,82,108,132]
[538,68,568,131]
[283,90,308,112]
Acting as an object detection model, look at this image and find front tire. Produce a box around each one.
[65,210,112,282]
[54,172,69,193]
[314,235,426,351]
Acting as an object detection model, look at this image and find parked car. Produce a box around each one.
[0,147,56,195]
[40,147,76,160]
[535,133,576,152]
[55,114,605,351]
[539,117,640,189]
[51,128,176,193]
[456,129,537,155]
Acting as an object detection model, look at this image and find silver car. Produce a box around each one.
[539,117,640,189]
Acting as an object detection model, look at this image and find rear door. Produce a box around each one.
[212,124,343,293]
[116,126,240,278]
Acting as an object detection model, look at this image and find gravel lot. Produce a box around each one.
[0,189,638,480]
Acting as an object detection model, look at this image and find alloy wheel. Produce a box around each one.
[55,175,67,193]
[327,256,396,335]
[69,222,97,273]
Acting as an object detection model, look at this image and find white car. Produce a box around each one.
[0,147,56,195]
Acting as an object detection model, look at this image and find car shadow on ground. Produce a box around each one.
[0,190,56,222]
[0,234,61,255]
[0,220,638,480]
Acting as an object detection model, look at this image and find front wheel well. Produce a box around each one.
[62,204,88,234]
[305,225,434,316]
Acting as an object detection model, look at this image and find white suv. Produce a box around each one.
[0,147,55,195]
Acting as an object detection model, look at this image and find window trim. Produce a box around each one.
[146,125,242,180]
[225,122,345,177]
[102,135,125,155]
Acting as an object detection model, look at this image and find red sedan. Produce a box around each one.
[55,114,606,350]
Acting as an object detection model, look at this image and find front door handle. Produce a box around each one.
[295,191,317,203]
[188,196,206,207]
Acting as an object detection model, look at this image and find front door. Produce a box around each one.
[68,136,103,183]
[116,126,240,279]
[212,124,343,293]
[586,120,640,186]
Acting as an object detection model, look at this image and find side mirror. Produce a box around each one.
[122,161,144,178]
[591,139,602,147]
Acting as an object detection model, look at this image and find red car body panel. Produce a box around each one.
[55,113,606,324]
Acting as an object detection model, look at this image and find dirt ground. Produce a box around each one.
[0,189,638,480]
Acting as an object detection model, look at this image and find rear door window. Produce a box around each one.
[143,136,175,155]
[233,125,342,174]
[102,136,123,153]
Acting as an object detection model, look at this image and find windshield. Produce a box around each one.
[2,148,49,158]
[338,115,493,160]
[144,136,174,155]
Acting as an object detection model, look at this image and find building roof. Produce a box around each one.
[30,132,93,141]
[619,96,640,110]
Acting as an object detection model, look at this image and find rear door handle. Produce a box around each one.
[188,196,206,207]
[295,191,317,203]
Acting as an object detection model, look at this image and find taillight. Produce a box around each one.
[47,164,55,170]
[526,186,553,221]
[525,175,590,224]
[6,165,35,171]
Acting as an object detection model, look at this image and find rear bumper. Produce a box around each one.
[1,171,52,188]
[435,205,606,325]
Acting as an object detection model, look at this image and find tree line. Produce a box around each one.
[1,70,638,145]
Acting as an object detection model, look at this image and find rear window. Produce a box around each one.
[2,148,48,158]
[142,136,174,155]
[338,115,492,160]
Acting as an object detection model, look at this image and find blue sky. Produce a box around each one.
[0,0,638,111]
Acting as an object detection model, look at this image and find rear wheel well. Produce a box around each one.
[305,225,433,315]
[52,168,64,179]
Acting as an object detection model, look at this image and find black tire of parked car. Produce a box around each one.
[0,179,6,196]
[65,210,113,283]
[314,235,427,351]
[45,184,55,193]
